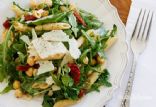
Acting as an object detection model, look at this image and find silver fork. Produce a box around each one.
[121,9,154,107]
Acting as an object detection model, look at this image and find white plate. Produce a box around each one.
[0,0,128,107]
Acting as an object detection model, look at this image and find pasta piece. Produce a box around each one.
[35,23,71,31]
[104,37,117,51]
[11,4,24,17]
[13,21,32,32]
[32,9,49,18]
[1,29,8,42]
[32,10,42,18]
[35,53,65,61]
[1,29,14,42]
[54,99,79,107]
[32,83,49,89]
[77,36,85,48]
[85,61,106,89]
[30,0,38,9]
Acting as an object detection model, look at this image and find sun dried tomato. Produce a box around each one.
[78,89,86,98]
[16,64,40,71]
[3,19,11,29]
[24,15,37,21]
[16,64,30,71]
[73,10,87,27]
[33,64,40,69]
[68,63,81,84]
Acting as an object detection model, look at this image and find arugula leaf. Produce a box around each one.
[61,75,74,87]
[0,26,13,82]
[79,48,91,63]
[81,30,95,47]
[17,52,27,64]
[62,86,79,100]
[42,94,55,107]
[68,13,77,27]
[90,69,112,92]
[0,85,12,94]
[68,13,79,37]
[27,12,68,25]
[49,5,61,14]
[51,73,62,86]
[110,24,117,37]
[80,10,102,29]
[13,1,29,12]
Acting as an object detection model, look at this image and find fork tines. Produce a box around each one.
[131,9,154,41]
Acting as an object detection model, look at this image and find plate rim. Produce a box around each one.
[94,0,129,106]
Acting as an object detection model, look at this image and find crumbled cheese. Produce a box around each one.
[37,61,54,75]
[28,44,38,57]
[52,85,61,91]
[20,35,30,45]
[46,76,55,85]
[32,38,67,59]
[69,38,81,59]
[42,30,69,42]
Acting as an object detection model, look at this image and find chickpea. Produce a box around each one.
[33,69,38,76]
[97,56,105,64]
[22,94,32,100]
[48,90,53,96]
[91,59,96,65]
[26,68,34,77]
[41,11,49,17]
[60,6,68,12]
[83,57,89,64]
[15,89,23,98]
[13,80,21,89]
[87,70,93,76]
[27,56,35,66]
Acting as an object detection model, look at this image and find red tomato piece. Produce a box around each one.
[3,19,11,29]
[68,63,81,84]
[16,64,40,71]
[73,10,87,27]
[16,64,30,71]
[24,15,37,21]
[78,89,86,98]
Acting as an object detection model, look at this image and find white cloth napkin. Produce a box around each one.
[107,0,156,107]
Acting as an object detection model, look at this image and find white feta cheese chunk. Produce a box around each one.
[32,38,67,59]
[52,85,61,91]
[42,30,69,42]
[20,35,30,45]
[46,76,55,85]
[69,38,81,59]
[37,61,54,75]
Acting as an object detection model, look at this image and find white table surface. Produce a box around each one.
[107,0,156,107]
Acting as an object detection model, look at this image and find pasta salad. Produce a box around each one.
[0,0,117,107]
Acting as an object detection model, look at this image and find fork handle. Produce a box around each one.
[121,55,138,107]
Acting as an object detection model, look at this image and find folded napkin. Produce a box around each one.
[107,0,156,107]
